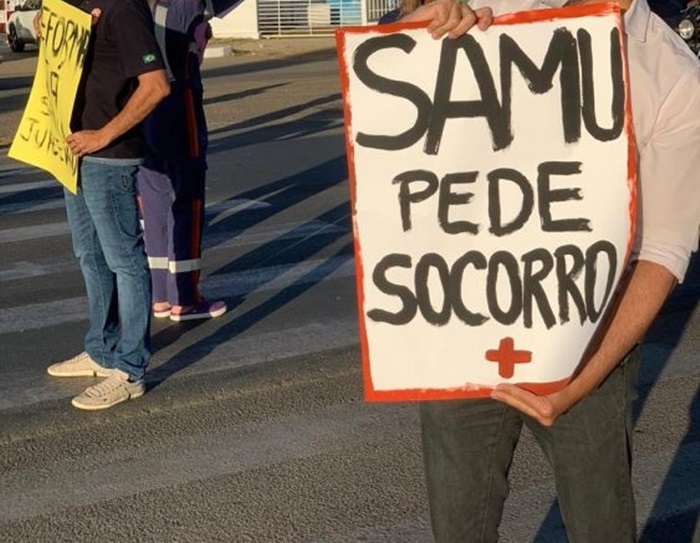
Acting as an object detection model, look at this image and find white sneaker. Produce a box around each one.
[47,352,114,378]
[71,370,145,411]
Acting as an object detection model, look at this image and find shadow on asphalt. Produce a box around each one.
[0,183,63,213]
[207,91,342,150]
[147,238,352,388]
[0,46,338,115]
[0,79,31,117]
[201,46,337,79]
[147,148,351,389]
[211,92,341,134]
[202,82,288,106]
[0,75,33,90]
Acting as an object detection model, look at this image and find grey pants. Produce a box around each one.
[420,349,639,543]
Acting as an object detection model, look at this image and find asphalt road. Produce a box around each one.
[0,39,698,542]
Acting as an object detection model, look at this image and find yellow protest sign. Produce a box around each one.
[8,0,91,194]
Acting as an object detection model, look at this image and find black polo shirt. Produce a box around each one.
[71,0,164,159]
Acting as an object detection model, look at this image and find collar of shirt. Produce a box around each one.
[625,0,651,42]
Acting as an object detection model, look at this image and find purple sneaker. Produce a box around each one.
[170,300,228,322]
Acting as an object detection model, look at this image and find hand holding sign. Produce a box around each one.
[401,0,495,39]
[66,129,110,157]
[491,383,563,426]
[89,8,102,25]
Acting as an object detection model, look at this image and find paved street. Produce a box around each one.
[0,39,698,542]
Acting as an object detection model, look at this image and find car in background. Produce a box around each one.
[7,0,41,53]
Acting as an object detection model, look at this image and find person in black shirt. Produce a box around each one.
[46,0,170,411]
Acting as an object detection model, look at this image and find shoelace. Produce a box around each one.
[68,352,89,365]
[84,374,127,398]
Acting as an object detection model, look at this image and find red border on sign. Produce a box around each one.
[336,2,637,402]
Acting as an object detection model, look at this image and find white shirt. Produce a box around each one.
[471,0,700,281]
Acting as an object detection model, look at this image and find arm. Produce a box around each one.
[491,261,676,426]
[395,0,547,39]
[66,69,170,157]
[493,69,700,425]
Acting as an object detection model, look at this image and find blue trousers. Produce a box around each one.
[420,349,639,543]
[138,160,205,307]
[64,158,151,381]
[138,85,208,307]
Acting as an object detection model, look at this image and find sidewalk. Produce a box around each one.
[209,36,337,58]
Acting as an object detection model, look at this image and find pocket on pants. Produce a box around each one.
[109,167,142,239]
[118,166,139,195]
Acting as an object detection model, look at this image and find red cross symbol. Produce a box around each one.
[486,337,532,379]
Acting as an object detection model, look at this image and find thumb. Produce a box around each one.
[91,8,101,25]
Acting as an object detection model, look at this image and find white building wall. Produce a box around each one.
[210,0,260,39]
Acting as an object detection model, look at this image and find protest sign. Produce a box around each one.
[337,4,636,401]
[9,0,91,194]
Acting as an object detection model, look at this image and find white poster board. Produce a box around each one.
[337,4,636,401]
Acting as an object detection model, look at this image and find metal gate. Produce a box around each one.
[257,0,397,36]
[365,0,398,21]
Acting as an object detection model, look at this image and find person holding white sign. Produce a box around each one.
[394,0,700,540]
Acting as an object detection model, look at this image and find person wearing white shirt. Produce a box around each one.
[395,0,700,540]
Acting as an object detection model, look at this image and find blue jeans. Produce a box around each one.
[420,350,639,543]
[64,158,151,381]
